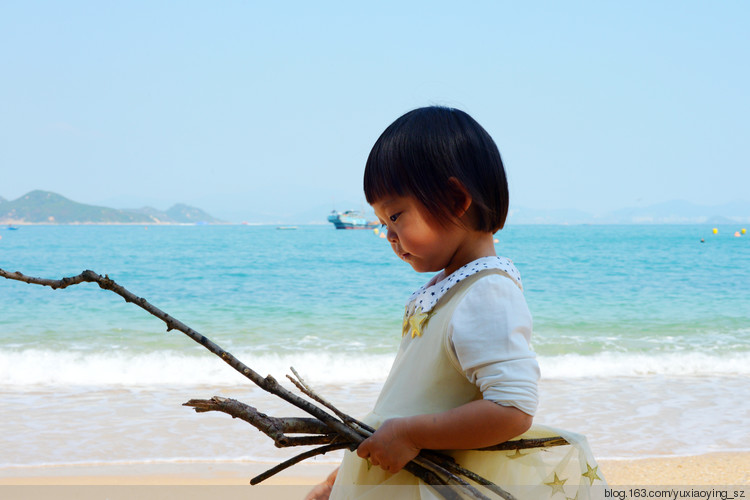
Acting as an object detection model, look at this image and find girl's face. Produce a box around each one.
[372,195,472,275]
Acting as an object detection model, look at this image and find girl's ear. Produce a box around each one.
[447,177,472,218]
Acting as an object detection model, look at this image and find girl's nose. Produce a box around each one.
[387,227,397,243]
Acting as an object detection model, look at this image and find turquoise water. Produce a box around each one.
[1,224,749,464]
[2,224,748,368]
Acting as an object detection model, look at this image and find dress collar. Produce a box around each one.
[406,256,523,314]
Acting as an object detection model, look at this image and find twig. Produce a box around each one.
[183,397,337,447]
[250,442,350,485]
[479,436,569,451]
[421,451,516,500]
[413,455,499,500]
[287,367,375,435]
[400,462,465,500]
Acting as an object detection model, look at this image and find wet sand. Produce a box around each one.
[1,452,747,500]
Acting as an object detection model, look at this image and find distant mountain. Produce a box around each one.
[127,204,222,224]
[165,203,219,224]
[507,200,750,225]
[604,200,750,224]
[507,207,593,225]
[0,190,223,224]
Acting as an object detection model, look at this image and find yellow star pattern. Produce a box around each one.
[565,493,579,500]
[403,307,430,337]
[409,309,429,337]
[582,463,601,485]
[544,472,567,496]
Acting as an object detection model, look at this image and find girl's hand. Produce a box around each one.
[356,417,420,473]
[304,467,338,500]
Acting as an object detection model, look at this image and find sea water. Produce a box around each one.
[0,224,748,470]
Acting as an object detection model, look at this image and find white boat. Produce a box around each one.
[327,210,378,230]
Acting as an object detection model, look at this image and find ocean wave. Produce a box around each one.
[0,349,394,388]
[538,351,750,378]
[2,349,749,388]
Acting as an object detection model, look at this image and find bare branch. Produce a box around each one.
[184,397,330,434]
[421,451,516,500]
[250,442,350,485]
[0,269,359,442]
[287,367,374,436]
[183,397,338,447]
[1,268,568,499]
[479,436,569,451]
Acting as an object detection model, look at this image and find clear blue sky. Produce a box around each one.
[2,1,748,222]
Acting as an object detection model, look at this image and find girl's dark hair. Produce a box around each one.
[364,106,509,232]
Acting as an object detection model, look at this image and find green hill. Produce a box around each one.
[0,190,222,224]
[128,203,222,224]
[165,203,219,223]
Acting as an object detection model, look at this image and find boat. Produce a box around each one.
[327,210,379,230]
[6,225,19,230]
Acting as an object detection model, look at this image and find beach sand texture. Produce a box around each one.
[1,452,748,500]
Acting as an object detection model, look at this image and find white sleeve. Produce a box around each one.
[448,274,540,416]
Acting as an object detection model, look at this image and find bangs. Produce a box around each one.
[363,108,447,211]
[363,132,414,204]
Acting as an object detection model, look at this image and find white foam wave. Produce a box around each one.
[0,349,394,388]
[2,349,748,387]
[539,351,750,378]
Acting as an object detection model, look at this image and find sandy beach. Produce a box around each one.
[0,461,329,499]
[601,452,750,486]
[1,453,747,499]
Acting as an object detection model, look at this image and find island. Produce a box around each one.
[0,190,223,225]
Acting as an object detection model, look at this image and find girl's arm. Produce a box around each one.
[356,399,532,473]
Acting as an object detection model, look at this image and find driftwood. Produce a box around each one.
[0,268,569,499]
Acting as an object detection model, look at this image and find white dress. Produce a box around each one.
[330,257,606,499]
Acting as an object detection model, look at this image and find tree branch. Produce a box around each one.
[0,269,359,442]
[249,442,350,485]
[183,396,336,447]
[1,268,567,499]
[287,367,375,435]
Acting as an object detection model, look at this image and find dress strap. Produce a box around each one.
[402,268,519,338]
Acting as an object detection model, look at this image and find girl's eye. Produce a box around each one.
[389,213,401,223]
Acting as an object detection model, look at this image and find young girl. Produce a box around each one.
[307,107,604,499]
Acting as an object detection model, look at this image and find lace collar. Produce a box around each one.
[402,256,523,338]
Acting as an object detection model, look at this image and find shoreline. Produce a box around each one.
[0,460,333,486]
[2,452,748,486]
[0,221,233,226]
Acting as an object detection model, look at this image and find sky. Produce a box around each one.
[1,1,748,223]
